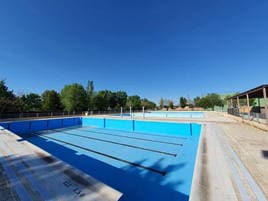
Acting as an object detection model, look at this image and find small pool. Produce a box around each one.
[113,111,204,118]
[0,117,202,201]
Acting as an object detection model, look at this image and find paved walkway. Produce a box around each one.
[190,113,268,201]
[218,122,268,199]
[0,127,122,201]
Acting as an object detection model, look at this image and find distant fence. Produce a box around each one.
[0,111,85,121]
[0,109,143,121]
[227,108,268,124]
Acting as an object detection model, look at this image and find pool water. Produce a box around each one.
[113,111,204,118]
[0,117,202,201]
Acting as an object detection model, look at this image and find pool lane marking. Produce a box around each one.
[87,127,188,140]
[53,131,177,157]
[32,134,167,176]
[78,129,183,146]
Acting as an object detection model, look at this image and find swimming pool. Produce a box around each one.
[0,117,202,201]
[113,111,204,118]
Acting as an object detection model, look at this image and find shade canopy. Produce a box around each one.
[228,84,268,100]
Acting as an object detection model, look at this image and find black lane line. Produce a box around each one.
[55,131,177,157]
[78,129,183,146]
[33,134,166,176]
[88,127,188,140]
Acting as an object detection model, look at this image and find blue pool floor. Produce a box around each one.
[25,126,200,201]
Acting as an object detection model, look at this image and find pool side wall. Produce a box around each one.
[0,117,201,138]
[0,117,82,136]
[82,117,201,137]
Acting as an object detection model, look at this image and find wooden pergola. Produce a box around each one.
[227,84,268,117]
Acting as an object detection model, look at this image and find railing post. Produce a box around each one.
[263,87,268,119]
[237,96,240,109]
[246,93,250,119]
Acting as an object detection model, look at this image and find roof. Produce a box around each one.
[228,84,268,99]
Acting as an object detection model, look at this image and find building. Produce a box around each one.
[227,84,268,123]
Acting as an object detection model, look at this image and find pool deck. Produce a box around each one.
[190,116,268,201]
[0,127,122,201]
[0,112,267,201]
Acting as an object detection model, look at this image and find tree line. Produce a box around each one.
[159,93,225,110]
[0,80,156,113]
[1,79,233,113]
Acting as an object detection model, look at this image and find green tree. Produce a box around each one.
[194,96,201,106]
[141,98,156,110]
[41,90,62,111]
[116,91,127,107]
[20,93,42,111]
[180,97,187,108]
[168,100,174,109]
[0,80,22,113]
[196,93,224,110]
[107,91,128,110]
[60,83,87,112]
[86,80,95,110]
[159,98,164,109]
[126,95,142,110]
[93,90,113,110]
[0,80,14,98]
[92,90,127,110]
[114,91,128,109]
[109,92,118,109]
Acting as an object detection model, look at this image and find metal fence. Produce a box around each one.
[0,109,142,121]
[227,108,268,123]
[0,111,85,121]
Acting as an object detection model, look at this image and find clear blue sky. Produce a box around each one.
[0,0,268,103]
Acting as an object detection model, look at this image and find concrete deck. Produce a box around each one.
[0,127,122,201]
[1,112,267,201]
[190,112,268,201]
